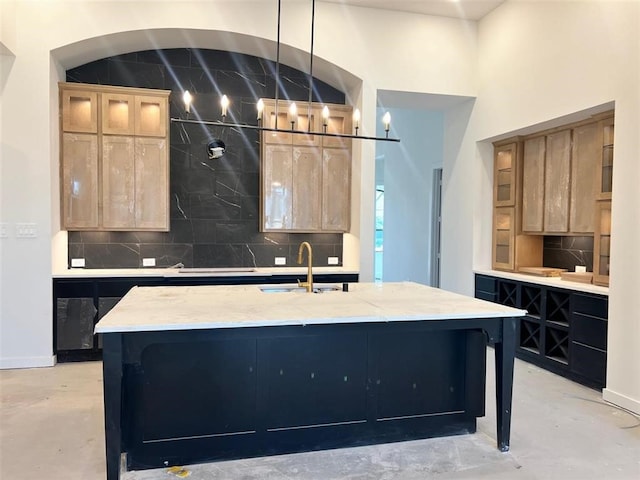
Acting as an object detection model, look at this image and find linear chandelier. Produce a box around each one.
[170,0,400,143]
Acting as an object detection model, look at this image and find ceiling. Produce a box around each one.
[323,0,506,21]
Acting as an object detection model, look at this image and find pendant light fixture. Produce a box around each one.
[170,0,399,143]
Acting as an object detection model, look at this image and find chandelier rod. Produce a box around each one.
[274,0,282,128]
[170,117,400,142]
[307,0,316,132]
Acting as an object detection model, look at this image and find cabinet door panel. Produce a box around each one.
[139,339,257,441]
[134,137,169,230]
[522,137,545,232]
[322,106,353,148]
[135,95,167,137]
[56,298,97,350]
[292,146,321,230]
[593,201,611,286]
[494,143,517,207]
[372,330,467,420]
[322,148,351,231]
[493,207,514,270]
[544,130,571,232]
[262,145,293,230]
[263,101,293,145]
[264,333,367,429]
[102,93,135,135]
[102,136,135,229]
[61,90,97,133]
[62,133,99,229]
[570,123,598,233]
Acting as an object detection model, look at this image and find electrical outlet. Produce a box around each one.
[71,258,85,268]
[16,223,37,238]
[0,223,7,238]
[143,258,156,267]
[328,256,339,265]
[275,257,286,266]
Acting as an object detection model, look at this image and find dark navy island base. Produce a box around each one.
[101,316,517,480]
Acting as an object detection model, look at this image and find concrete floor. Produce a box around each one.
[1,353,638,480]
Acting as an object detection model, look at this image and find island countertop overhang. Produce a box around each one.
[95,281,526,334]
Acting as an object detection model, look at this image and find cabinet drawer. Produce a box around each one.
[476,291,497,303]
[572,313,607,350]
[571,342,606,387]
[572,293,607,319]
[475,275,497,296]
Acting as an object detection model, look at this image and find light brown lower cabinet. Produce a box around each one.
[61,133,99,229]
[593,201,611,286]
[322,148,351,231]
[102,136,168,230]
[492,206,543,272]
[261,145,351,232]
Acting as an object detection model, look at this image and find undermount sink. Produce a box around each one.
[260,285,341,294]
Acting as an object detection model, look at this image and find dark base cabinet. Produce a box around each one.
[53,273,358,362]
[107,321,492,474]
[475,274,608,389]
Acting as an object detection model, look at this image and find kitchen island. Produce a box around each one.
[95,282,525,480]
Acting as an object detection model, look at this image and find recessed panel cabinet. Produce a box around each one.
[61,133,99,229]
[260,99,352,232]
[543,130,571,233]
[522,136,545,233]
[60,82,170,231]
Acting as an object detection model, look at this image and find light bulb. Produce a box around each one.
[289,102,298,125]
[183,91,192,114]
[383,111,391,131]
[257,98,264,121]
[220,94,229,117]
[322,105,330,126]
[353,108,360,128]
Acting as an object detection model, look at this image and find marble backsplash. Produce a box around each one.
[543,236,594,272]
[66,49,345,269]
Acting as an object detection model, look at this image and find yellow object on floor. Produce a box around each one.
[167,466,191,478]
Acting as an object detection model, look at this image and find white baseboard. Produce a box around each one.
[0,355,56,369]
[603,388,640,415]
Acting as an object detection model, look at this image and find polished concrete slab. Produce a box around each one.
[1,353,638,480]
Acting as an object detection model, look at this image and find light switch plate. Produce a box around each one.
[275,257,286,266]
[143,258,156,267]
[71,258,85,268]
[16,223,37,238]
[328,256,339,265]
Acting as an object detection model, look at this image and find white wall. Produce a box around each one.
[443,0,640,413]
[0,0,478,368]
[376,108,443,285]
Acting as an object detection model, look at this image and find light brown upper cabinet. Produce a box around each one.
[570,122,599,233]
[493,143,518,207]
[521,118,606,235]
[596,116,614,200]
[60,82,170,231]
[543,129,572,233]
[522,136,546,233]
[260,99,352,233]
[61,90,98,133]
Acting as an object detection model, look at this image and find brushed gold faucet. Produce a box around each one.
[297,241,314,293]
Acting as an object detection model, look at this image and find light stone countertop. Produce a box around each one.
[53,266,358,279]
[474,269,609,296]
[95,281,526,334]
